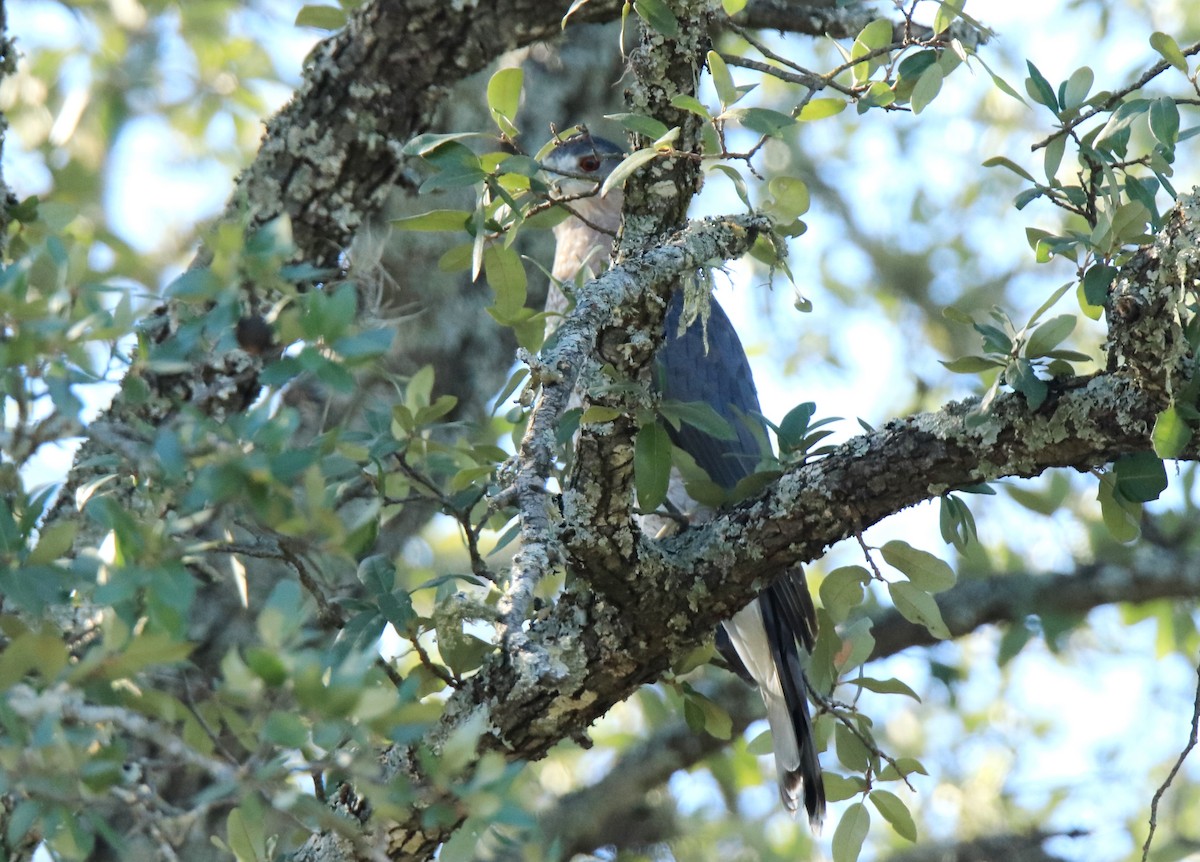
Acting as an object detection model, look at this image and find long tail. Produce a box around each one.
[719,570,825,826]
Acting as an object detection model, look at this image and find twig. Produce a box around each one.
[721,53,857,98]
[1033,39,1200,152]
[1142,657,1200,861]
[855,530,884,580]
[278,539,346,630]
[410,631,461,689]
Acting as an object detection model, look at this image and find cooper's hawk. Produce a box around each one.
[542,133,826,825]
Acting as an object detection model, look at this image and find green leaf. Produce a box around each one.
[600,147,657,197]
[27,521,76,565]
[932,0,965,34]
[942,306,974,325]
[1025,314,1076,358]
[1096,99,1150,148]
[819,566,870,623]
[1153,404,1192,459]
[1108,200,1151,248]
[1006,359,1048,409]
[707,50,740,108]
[333,327,394,361]
[733,107,795,137]
[605,112,670,140]
[659,400,735,440]
[870,790,918,841]
[1097,471,1141,543]
[776,401,815,450]
[832,802,871,862]
[845,676,920,701]
[295,4,346,30]
[910,63,943,114]
[402,131,490,158]
[1061,66,1094,109]
[855,17,894,51]
[859,79,896,108]
[880,540,956,592]
[1150,97,1180,147]
[391,209,472,232]
[799,98,846,121]
[405,365,435,414]
[581,405,622,425]
[264,711,309,747]
[635,421,672,510]
[1150,31,1189,72]
[765,176,810,219]
[940,355,1003,374]
[888,582,951,639]
[982,61,1027,105]
[0,629,69,689]
[997,620,1034,666]
[824,772,869,802]
[486,67,523,137]
[1083,264,1117,306]
[1025,61,1059,111]
[669,94,713,119]
[164,268,222,300]
[709,164,750,208]
[836,618,876,673]
[438,242,473,273]
[851,18,894,84]
[974,322,1012,355]
[721,0,747,13]
[634,0,680,36]
[1113,451,1168,503]
[1043,133,1066,181]
[746,727,774,755]
[226,800,268,862]
[483,243,527,317]
[438,627,492,677]
[683,688,733,739]
[982,156,1036,183]
[939,493,978,550]
[1027,280,1075,327]
[834,723,871,772]
[877,756,929,781]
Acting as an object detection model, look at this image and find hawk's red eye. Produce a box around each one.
[578,155,602,173]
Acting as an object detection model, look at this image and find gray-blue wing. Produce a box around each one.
[656,291,825,824]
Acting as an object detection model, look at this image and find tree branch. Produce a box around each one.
[362,191,1200,859]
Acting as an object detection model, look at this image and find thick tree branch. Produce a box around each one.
[560,0,714,602]
[498,214,771,644]
[739,0,878,38]
[870,543,1200,659]
[886,831,1077,862]
[360,191,1200,859]
[527,535,1200,856]
[537,677,759,856]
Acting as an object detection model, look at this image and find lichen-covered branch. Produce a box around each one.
[360,190,1200,859]
[499,213,769,629]
[559,0,714,601]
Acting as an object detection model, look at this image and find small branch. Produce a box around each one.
[1032,39,1200,152]
[1142,658,1200,862]
[410,631,461,690]
[7,685,238,785]
[870,546,1200,661]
